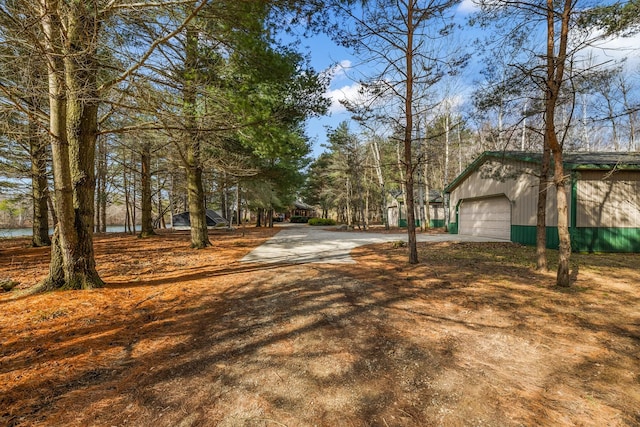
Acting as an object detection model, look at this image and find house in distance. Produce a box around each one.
[172,209,228,229]
[290,200,316,219]
[445,151,640,253]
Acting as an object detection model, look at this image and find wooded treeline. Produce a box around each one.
[0,0,337,290]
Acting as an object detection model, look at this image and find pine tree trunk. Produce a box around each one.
[157,164,165,229]
[544,0,573,287]
[139,142,156,237]
[39,0,103,290]
[404,1,418,264]
[418,167,426,231]
[346,177,352,227]
[186,153,210,248]
[124,159,132,233]
[553,149,571,286]
[364,187,369,230]
[371,139,388,229]
[61,3,102,288]
[405,161,418,264]
[424,164,431,228]
[184,24,210,248]
[47,194,58,226]
[95,168,101,233]
[96,135,107,233]
[236,185,241,226]
[131,159,137,233]
[41,0,74,291]
[256,207,263,227]
[457,124,463,175]
[620,79,637,151]
[443,114,450,189]
[29,117,51,247]
[536,144,550,271]
[396,141,406,211]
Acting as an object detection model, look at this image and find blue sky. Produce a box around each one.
[299,34,354,157]
[298,1,481,157]
[297,1,495,157]
[298,1,640,158]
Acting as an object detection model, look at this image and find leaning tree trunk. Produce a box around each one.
[39,0,103,291]
[139,141,156,237]
[552,147,571,286]
[29,114,51,247]
[544,0,573,287]
[536,143,551,271]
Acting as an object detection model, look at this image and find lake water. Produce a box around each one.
[0,225,141,239]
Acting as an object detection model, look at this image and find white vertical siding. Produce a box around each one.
[577,171,640,227]
[430,204,444,221]
[449,158,571,227]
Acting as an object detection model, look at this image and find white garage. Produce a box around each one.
[458,196,511,240]
[446,151,640,251]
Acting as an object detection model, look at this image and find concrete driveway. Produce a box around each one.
[241,224,509,264]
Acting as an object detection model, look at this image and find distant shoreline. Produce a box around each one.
[0,225,142,238]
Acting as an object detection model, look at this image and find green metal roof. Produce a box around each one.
[390,189,443,203]
[293,200,315,210]
[445,150,640,193]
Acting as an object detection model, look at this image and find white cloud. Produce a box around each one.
[457,0,479,15]
[573,30,640,75]
[591,32,640,67]
[322,59,353,82]
[326,82,362,114]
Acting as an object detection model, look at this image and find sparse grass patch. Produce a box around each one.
[391,240,406,248]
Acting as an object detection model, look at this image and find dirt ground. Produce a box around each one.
[1,227,639,426]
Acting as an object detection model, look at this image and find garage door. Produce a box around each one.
[459,196,511,240]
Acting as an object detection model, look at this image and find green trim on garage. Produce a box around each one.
[511,225,559,249]
[572,227,640,252]
[511,225,640,252]
[398,218,420,227]
[398,219,445,228]
[447,199,462,234]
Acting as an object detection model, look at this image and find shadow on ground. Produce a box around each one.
[1,235,639,426]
